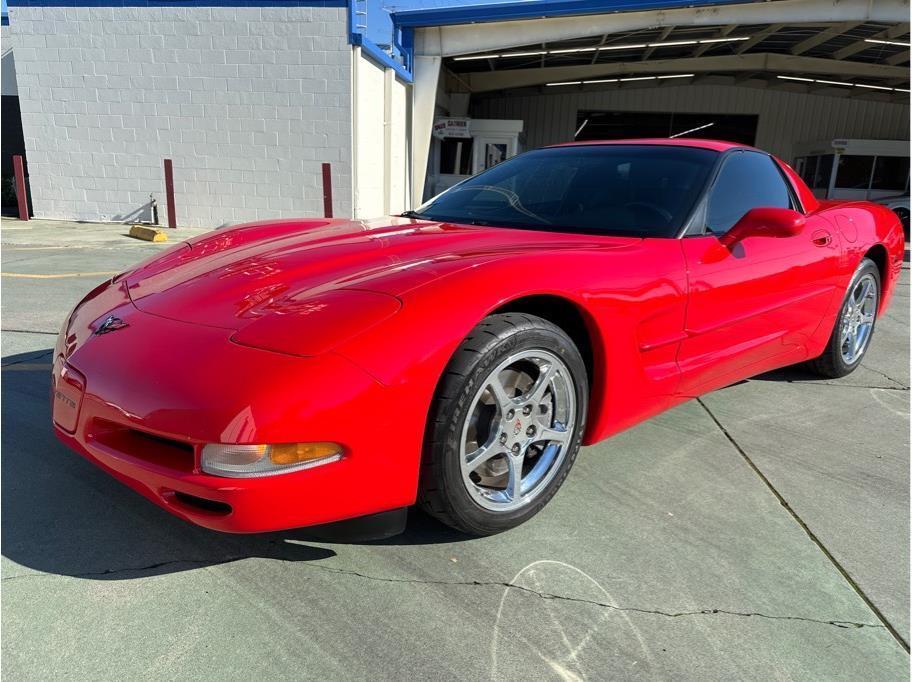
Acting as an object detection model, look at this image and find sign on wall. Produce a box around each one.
[433,118,471,139]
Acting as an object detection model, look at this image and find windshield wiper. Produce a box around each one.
[400,210,425,219]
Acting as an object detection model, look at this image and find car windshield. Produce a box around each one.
[412,144,719,238]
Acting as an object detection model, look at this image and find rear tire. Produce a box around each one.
[418,313,588,536]
[807,257,880,378]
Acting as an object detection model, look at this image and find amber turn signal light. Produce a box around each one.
[269,442,342,465]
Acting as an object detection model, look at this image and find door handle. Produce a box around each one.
[812,230,832,247]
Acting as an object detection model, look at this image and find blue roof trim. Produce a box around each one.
[392,0,752,28]
[349,0,412,81]
[352,33,413,82]
[6,0,345,7]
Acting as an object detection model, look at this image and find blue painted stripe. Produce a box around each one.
[393,0,756,28]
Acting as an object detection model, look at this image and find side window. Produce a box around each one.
[706,152,792,234]
[834,155,875,190]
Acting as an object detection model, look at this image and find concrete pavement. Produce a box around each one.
[2,219,908,680]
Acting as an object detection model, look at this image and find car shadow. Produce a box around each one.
[751,364,837,383]
[1,350,467,582]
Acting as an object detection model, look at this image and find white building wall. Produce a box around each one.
[7,5,352,227]
[352,48,409,218]
[471,83,911,163]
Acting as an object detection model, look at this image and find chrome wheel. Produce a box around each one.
[839,272,877,365]
[460,349,576,512]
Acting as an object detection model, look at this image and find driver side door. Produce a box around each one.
[677,151,842,395]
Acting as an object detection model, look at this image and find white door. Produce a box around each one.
[472,136,518,175]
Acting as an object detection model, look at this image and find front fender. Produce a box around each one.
[335,241,688,446]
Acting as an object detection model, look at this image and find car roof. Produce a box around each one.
[548,138,751,153]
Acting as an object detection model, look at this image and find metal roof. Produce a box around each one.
[445,20,910,101]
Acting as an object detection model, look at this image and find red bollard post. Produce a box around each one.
[321,162,333,218]
[163,158,176,228]
[13,155,28,221]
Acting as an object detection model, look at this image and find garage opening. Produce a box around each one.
[419,12,909,205]
[574,111,759,145]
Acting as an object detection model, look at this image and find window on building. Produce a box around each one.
[796,156,813,185]
[706,152,792,234]
[812,154,834,190]
[439,138,474,176]
[870,156,910,192]
[834,155,875,189]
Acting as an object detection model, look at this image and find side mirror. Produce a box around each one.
[720,207,806,247]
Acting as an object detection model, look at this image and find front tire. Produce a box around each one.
[419,313,588,535]
[807,257,880,378]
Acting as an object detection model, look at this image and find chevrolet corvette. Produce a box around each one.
[52,139,905,536]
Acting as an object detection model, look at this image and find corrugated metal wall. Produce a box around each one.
[471,83,910,162]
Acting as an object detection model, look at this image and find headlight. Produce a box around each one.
[200,442,343,477]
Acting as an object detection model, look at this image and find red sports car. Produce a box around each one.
[52,139,904,536]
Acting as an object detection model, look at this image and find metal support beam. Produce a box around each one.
[735,24,784,54]
[790,21,861,55]
[642,26,674,61]
[886,50,910,66]
[692,24,736,57]
[833,23,910,60]
[463,53,910,92]
[414,0,909,58]
[409,55,441,208]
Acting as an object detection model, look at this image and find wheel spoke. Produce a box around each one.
[860,312,875,324]
[858,279,874,303]
[537,424,571,445]
[507,455,523,500]
[486,376,512,411]
[524,363,556,405]
[465,440,501,473]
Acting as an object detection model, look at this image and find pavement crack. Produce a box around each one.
[2,558,884,632]
[859,364,909,389]
[296,562,885,631]
[696,397,910,652]
[780,381,908,391]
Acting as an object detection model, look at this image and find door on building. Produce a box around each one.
[1,93,28,216]
[677,150,842,394]
[471,137,516,174]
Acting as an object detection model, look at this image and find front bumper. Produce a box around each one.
[51,281,423,533]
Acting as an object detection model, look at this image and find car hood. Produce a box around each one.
[125,216,638,330]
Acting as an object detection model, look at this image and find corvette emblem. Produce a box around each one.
[94,315,128,335]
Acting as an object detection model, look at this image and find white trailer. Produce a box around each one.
[793,139,909,201]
